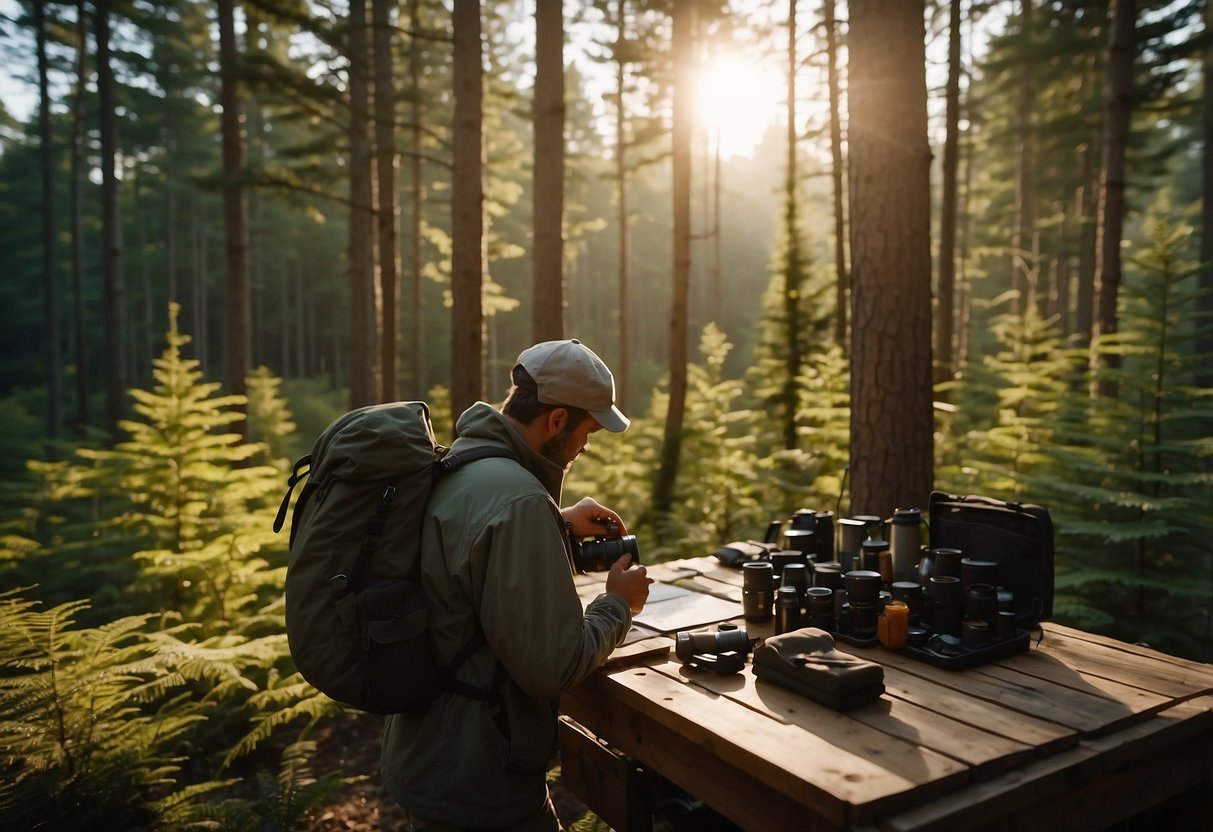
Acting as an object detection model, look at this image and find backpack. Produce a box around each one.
[273,401,514,714]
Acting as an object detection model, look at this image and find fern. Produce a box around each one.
[0,591,203,830]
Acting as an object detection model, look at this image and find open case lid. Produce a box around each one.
[928,491,1054,625]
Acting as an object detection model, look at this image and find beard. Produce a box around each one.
[539,421,582,470]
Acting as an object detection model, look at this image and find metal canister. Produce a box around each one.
[775,586,802,634]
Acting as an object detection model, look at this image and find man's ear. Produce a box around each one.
[541,407,568,437]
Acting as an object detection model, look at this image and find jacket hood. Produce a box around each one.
[450,402,565,503]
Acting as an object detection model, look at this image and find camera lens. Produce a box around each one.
[742,562,775,622]
[573,534,640,572]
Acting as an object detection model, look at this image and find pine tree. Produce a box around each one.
[72,303,282,622]
[1037,217,1213,658]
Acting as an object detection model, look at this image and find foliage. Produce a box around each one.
[1040,219,1213,658]
[0,590,240,829]
[54,304,286,624]
[247,366,299,466]
[0,312,341,828]
[936,293,1078,498]
[937,214,1213,660]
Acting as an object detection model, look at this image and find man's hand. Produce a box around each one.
[562,496,628,538]
[605,553,652,615]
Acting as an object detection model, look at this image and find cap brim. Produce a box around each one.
[590,405,630,433]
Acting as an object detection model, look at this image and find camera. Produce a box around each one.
[569,521,641,572]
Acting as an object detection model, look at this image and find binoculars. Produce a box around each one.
[674,624,750,675]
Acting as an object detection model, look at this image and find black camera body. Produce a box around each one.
[569,521,641,572]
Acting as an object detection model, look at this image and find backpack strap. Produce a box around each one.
[273,454,312,535]
[347,482,399,592]
[345,447,517,593]
[435,445,518,477]
[339,445,518,698]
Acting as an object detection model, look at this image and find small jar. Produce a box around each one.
[877,600,909,650]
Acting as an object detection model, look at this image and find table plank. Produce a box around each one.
[676,657,1022,781]
[577,659,965,829]
[968,660,1172,735]
[871,662,1075,755]
[603,635,671,670]
[1043,622,1213,678]
[864,696,1213,832]
[1029,626,1213,699]
[563,665,844,830]
[845,642,1148,735]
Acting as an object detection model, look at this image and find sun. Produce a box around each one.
[695,53,783,160]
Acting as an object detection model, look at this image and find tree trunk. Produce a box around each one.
[532,0,564,343]
[614,0,631,413]
[348,0,378,408]
[957,136,973,373]
[653,0,692,514]
[134,165,154,376]
[1074,135,1097,346]
[1197,0,1213,391]
[1091,0,1135,398]
[374,0,400,402]
[218,0,250,435]
[781,0,804,451]
[95,0,126,438]
[824,0,848,352]
[1052,194,1070,331]
[71,0,90,429]
[450,0,484,417]
[36,0,61,452]
[847,0,934,516]
[408,0,425,400]
[712,128,722,327]
[935,0,961,388]
[1011,0,1036,317]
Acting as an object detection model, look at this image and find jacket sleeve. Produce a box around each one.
[476,493,631,699]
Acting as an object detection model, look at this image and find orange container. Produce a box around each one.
[877,600,909,650]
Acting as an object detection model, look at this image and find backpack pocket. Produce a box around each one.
[357,579,440,712]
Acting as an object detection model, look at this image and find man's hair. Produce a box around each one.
[502,365,590,427]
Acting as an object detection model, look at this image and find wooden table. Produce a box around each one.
[562,556,1213,831]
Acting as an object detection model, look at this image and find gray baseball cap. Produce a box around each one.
[516,339,629,432]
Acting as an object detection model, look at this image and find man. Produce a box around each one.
[382,339,651,831]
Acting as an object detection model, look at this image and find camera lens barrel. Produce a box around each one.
[775,586,802,634]
[572,534,640,572]
[742,561,775,622]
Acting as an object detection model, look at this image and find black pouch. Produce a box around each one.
[357,578,438,713]
[713,539,778,568]
[928,491,1054,626]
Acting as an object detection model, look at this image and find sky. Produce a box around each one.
[1,0,37,123]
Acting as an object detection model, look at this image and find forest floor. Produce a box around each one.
[296,712,729,831]
[299,711,598,832]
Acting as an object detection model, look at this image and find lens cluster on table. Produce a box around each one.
[741,511,1018,652]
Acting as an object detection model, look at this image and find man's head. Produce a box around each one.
[502,339,628,469]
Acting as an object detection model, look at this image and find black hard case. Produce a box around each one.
[928,490,1054,626]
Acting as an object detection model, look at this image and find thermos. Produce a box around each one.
[889,508,926,584]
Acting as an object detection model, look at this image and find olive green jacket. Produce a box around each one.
[381,402,631,827]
